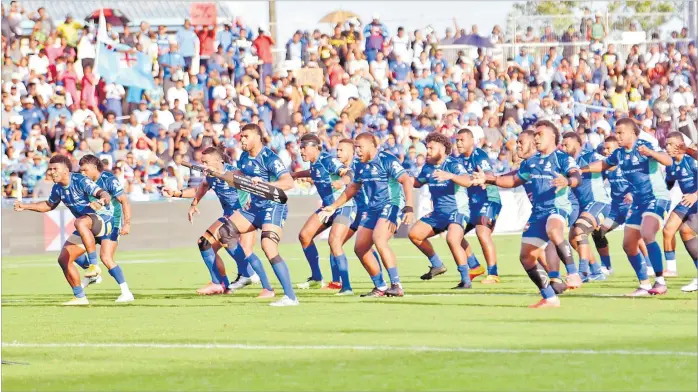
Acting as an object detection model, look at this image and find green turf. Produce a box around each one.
[2,232,697,391]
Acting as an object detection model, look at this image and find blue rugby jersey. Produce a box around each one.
[206,163,243,215]
[48,173,111,219]
[605,139,670,203]
[516,150,578,218]
[353,151,407,211]
[311,152,353,208]
[417,156,470,216]
[95,171,124,227]
[237,146,289,210]
[460,147,501,206]
[666,154,697,195]
[603,166,631,202]
[573,150,611,207]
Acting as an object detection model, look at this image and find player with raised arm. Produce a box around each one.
[663,133,698,292]
[476,120,583,308]
[580,118,672,296]
[409,132,480,289]
[215,124,298,306]
[72,155,134,302]
[454,128,501,284]
[293,134,355,295]
[14,155,112,305]
[319,132,414,297]
[162,146,272,297]
[560,133,611,282]
[593,136,649,275]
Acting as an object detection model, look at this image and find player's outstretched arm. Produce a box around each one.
[637,145,672,166]
[566,169,582,188]
[432,170,477,187]
[325,183,360,212]
[291,170,311,179]
[269,173,294,191]
[580,160,610,174]
[481,170,524,189]
[14,199,57,213]
[163,186,200,199]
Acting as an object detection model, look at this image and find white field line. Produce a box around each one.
[2,342,696,357]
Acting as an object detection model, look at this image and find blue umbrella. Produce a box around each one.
[453,34,494,48]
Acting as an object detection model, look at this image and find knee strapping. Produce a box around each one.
[261,230,281,245]
[592,229,609,249]
[218,221,240,248]
[197,236,212,251]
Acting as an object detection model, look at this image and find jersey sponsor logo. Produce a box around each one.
[544,162,552,172]
[371,166,379,175]
[631,155,640,165]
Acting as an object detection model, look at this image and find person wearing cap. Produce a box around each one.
[47,94,71,124]
[363,13,389,63]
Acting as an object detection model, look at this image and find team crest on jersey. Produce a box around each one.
[631,155,640,164]
[371,166,379,175]
[544,162,552,171]
[265,212,271,220]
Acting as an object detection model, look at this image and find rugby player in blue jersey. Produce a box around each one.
[73,155,134,302]
[561,133,611,282]
[14,155,113,305]
[409,132,481,289]
[594,136,650,275]
[477,121,583,308]
[319,132,414,297]
[217,124,298,306]
[163,147,272,298]
[663,132,698,292]
[581,118,673,296]
[454,128,501,284]
[294,134,355,295]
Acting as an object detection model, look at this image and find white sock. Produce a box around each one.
[119,282,130,294]
[655,276,666,285]
[640,283,652,290]
[667,259,677,272]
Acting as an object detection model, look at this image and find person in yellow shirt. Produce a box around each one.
[56,14,82,47]
[610,86,628,113]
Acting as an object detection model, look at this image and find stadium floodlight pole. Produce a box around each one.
[268,0,277,43]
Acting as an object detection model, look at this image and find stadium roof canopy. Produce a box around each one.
[11,1,235,30]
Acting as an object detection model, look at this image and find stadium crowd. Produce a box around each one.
[2,1,697,200]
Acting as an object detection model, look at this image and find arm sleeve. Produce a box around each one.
[386,154,406,180]
[81,177,101,197]
[268,154,289,178]
[47,185,61,206]
[561,154,579,176]
[475,151,494,174]
[327,156,346,176]
[108,176,125,198]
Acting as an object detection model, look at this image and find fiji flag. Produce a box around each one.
[97,44,155,90]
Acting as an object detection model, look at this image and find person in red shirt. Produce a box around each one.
[253,27,275,93]
[196,25,216,68]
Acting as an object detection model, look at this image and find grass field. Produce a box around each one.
[2,232,697,391]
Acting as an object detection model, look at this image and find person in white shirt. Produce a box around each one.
[412,51,431,75]
[404,88,423,115]
[77,31,96,70]
[464,116,485,147]
[28,49,50,75]
[132,100,152,124]
[426,92,447,119]
[333,73,359,111]
[104,82,126,118]
[155,101,175,130]
[167,78,189,112]
[392,27,411,61]
[369,52,389,90]
[35,76,53,104]
[5,73,27,97]
[72,101,98,130]
[126,114,144,141]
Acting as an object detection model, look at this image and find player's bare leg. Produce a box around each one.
[475,224,499,284]
[74,215,102,278]
[679,221,698,292]
[546,216,581,289]
[662,213,684,277]
[640,215,668,295]
[58,243,90,305]
[460,238,485,280]
[623,225,653,296]
[447,224,472,289]
[355,227,386,297]
[520,243,559,308]
[100,239,134,302]
[374,218,403,297]
[297,213,328,289]
[570,212,605,282]
[328,217,353,295]
[259,223,298,306]
[409,221,447,280]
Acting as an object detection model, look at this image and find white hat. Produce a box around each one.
[10,72,19,80]
[372,13,380,20]
[66,121,76,129]
[9,115,23,125]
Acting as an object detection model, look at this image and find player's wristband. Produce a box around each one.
[402,206,414,214]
